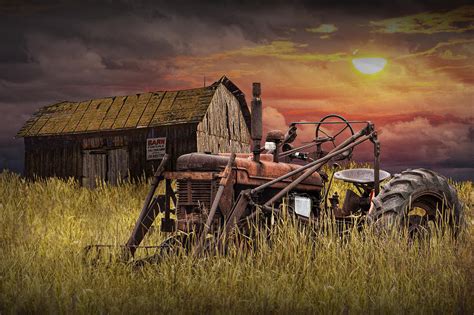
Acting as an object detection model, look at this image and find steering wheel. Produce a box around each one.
[315,114,354,161]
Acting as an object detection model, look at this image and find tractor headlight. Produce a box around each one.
[293,195,312,218]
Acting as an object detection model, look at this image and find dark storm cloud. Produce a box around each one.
[0,34,29,64]
[0,0,295,108]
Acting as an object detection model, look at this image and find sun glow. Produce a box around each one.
[352,57,387,74]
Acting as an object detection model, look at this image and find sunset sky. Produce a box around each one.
[0,1,473,179]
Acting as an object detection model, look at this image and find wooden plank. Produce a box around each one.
[112,95,137,130]
[26,116,50,136]
[99,96,126,130]
[82,150,107,188]
[110,135,127,147]
[170,89,214,123]
[75,98,107,132]
[173,94,200,114]
[124,92,152,128]
[146,88,213,126]
[75,140,82,180]
[107,148,129,185]
[17,116,40,137]
[176,87,212,98]
[37,102,77,135]
[137,92,165,128]
[43,102,68,113]
[82,137,104,150]
[27,102,68,136]
[55,102,80,134]
[150,91,178,125]
[62,100,92,133]
[86,98,114,131]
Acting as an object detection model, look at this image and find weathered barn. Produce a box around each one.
[17,76,251,187]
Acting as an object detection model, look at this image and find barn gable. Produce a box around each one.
[197,83,251,153]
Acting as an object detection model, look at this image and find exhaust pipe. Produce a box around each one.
[251,82,262,162]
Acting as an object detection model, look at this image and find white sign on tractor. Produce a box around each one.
[146,137,166,160]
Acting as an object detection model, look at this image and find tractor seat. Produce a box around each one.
[334,168,391,185]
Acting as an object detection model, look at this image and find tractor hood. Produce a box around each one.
[176,153,323,188]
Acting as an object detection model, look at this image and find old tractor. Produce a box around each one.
[86,82,464,262]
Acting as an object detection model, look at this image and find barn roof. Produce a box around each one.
[17,76,251,137]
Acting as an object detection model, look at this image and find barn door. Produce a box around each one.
[107,148,129,185]
[82,150,107,188]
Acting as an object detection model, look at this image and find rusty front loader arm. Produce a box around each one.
[125,154,170,257]
[194,153,237,255]
[371,131,381,196]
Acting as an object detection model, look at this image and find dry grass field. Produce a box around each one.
[0,170,473,314]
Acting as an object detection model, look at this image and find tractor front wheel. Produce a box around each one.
[369,169,464,238]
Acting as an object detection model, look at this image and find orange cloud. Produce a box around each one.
[262,106,287,131]
[174,40,348,67]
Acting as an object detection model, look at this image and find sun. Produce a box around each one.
[352,57,387,74]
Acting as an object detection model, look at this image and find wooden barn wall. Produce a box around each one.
[24,124,198,182]
[196,84,251,153]
[24,136,82,179]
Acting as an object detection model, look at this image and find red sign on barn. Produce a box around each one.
[146,137,166,160]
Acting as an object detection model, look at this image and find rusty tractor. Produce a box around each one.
[86,82,464,263]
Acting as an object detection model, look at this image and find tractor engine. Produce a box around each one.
[166,152,324,232]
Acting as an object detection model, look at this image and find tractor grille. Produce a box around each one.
[176,179,217,210]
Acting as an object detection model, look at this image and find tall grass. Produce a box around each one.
[0,171,472,314]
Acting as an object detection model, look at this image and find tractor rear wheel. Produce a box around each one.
[369,169,464,238]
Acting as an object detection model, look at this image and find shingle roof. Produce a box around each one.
[17,76,251,137]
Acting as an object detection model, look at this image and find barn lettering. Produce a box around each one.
[146,137,166,160]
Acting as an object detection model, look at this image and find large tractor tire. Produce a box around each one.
[369,168,464,237]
